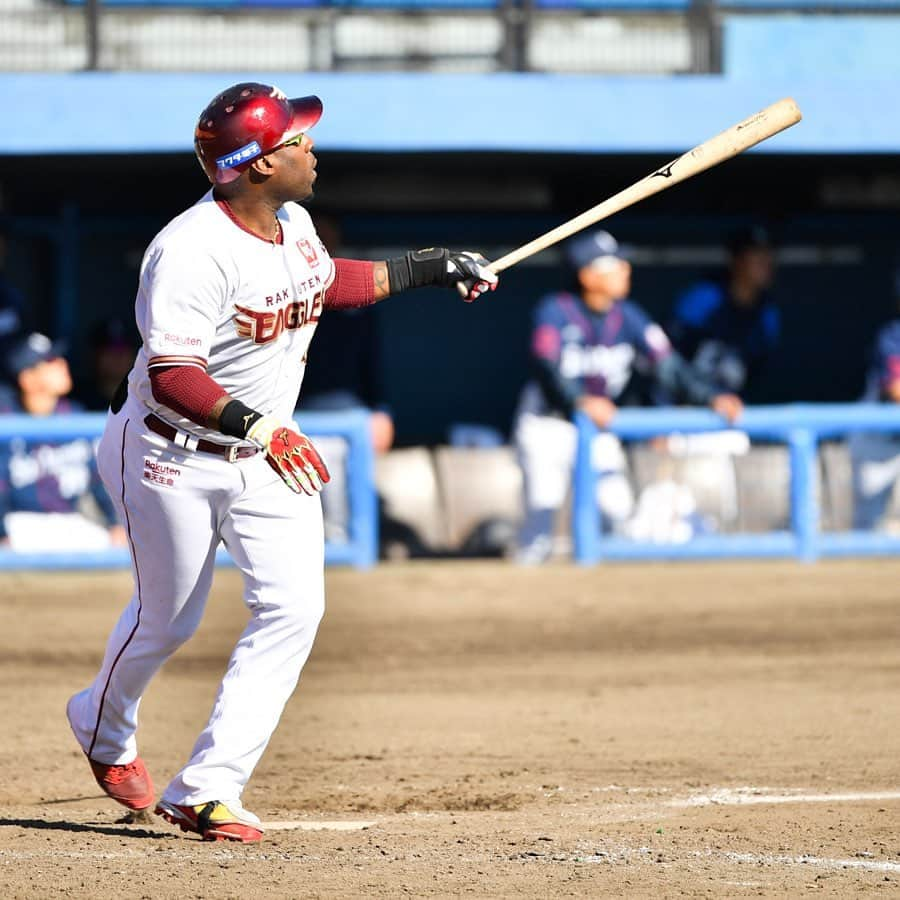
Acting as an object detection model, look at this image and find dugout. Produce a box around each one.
[1,73,899,445]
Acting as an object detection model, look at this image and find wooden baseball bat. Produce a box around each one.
[488,97,802,274]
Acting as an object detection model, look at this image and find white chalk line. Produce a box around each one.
[2,787,896,872]
[2,843,899,876]
[566,785,900,826]
[265,819,375,832]
[586,784,900,812]
[667,787,900,808]
[521,844,900,876]
[712,851,900,875]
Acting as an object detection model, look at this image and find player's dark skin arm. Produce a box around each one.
[338,256,464,303]
[373,261,391,301]
[207,395,234,430]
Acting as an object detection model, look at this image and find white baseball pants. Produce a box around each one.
[849,430,900,529]
[67,399,325,807]
[515,411,635,526]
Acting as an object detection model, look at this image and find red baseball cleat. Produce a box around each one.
[155,799,264,843]
[89,757,155,811]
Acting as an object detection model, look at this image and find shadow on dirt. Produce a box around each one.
[0,818,171,839]
[43,794,107,805]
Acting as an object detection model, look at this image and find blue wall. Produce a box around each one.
[724,16,900,79]
[2,72,899,155]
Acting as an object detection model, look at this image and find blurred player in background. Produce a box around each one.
[0,227,25,344]
[65,82,497,843]
[666,225,781,400]
[850,268,900,530]
[76,318,141,411]
[0,332,125,550]
[512,230,742,564]
[297,213,393,544]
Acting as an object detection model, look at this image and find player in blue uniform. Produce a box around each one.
[0,332,124,550]
[850,300,900,530]
[513,230,742,563]
[666,225,780,399]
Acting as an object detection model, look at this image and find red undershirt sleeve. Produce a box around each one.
[323,258,375,309]
[150,260,377,425]
[150,365,229,427]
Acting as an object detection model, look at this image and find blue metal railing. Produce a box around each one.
[58,0,900,6]
[2,404,898,569]
[572,403,900,564]
[61,0,501,6]
[0,410,377,570]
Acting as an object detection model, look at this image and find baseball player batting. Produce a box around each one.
[65,82,497,843]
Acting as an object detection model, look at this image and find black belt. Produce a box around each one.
[144,414,259,462]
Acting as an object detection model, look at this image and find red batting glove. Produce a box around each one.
[267,427,331,495]
[247,417,331,495]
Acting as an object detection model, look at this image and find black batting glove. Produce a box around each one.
[446,251,498,303]
[387,248,499,302]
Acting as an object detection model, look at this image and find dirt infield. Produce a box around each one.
[0,560,898,898]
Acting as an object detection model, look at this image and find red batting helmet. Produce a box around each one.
[194,82,323,185]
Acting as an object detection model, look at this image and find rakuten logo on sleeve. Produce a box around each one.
[164,334,203,348]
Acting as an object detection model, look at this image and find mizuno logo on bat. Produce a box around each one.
[652,161,676,179]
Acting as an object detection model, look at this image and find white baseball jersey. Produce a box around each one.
[67,189,334,813]
[129,190,335,444]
